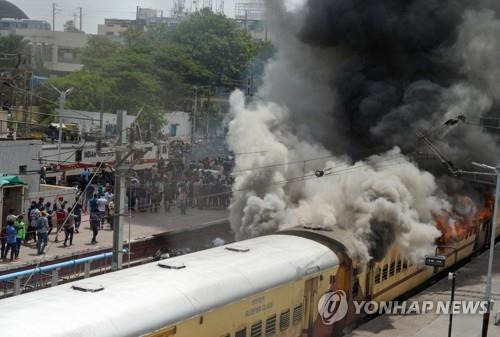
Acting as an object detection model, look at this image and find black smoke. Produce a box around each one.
[296,0,499,175]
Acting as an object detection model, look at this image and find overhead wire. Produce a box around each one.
[20,160,106,293]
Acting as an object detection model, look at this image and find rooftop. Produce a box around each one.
[0,0,28,20]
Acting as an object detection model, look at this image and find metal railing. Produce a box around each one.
[0,251,119,298]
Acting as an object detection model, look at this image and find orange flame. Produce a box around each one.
[434,194,494,245]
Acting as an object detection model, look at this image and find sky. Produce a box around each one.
[11,0,237,33]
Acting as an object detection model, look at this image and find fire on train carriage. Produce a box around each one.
[0,195,497,337]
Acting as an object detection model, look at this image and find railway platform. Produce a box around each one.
[349,243,500,337]
[0,208,229,273]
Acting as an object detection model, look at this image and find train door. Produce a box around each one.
[302,276,320,336]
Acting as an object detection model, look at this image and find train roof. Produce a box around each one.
[0,234,339,337]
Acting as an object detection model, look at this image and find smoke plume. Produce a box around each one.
[228,0,500,263]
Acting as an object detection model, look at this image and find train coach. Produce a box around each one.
[0,221,496,337]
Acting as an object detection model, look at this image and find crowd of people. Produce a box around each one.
[1,139,235,263]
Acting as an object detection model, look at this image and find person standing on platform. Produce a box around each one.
[89,212,100,244]
[73,199,82,234]
[6,209,17,224]
[89,194,98,215]
[96,195,108,229]
[3,221,17,262]
[108,199,115,230]
[36,211,49,255]
[14,215,26,259]
[63,207,75,247]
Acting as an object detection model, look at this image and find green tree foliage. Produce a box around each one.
[158,9,258,87]
[0,35,27,54]
[35,10,267,128]
[63,20,79,33]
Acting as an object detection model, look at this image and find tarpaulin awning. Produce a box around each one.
[0,175,24,187]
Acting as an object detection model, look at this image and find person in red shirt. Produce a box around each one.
[54,206,67,243]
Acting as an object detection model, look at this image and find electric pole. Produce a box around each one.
[478,164,500,337]
[191,87,198,146]
[52,3,56,31]
[112,110,127,270]
[79,7,83,32]
[50,85,73,166]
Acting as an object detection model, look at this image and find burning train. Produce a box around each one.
[0,197,495,337]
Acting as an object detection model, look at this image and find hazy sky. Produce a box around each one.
[12,0,237,33]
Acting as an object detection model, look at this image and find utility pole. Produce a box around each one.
[479,163,500,337]
[112,110,127,271]
[191,87,198,146]
[52,3,56,31]
[50,85,73,166]
[78,7,83,32]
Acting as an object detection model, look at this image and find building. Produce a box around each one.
[97,18,135,41]
[235,0,269,41]
[0,18,50,31]
[59,109,136,137]
[0,0,28,20]
[97,7,189,42]
[163,111,191,139]
[0,139,41,193]
[0,1,89,75]
[19,29,88,74]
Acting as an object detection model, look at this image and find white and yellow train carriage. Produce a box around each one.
[0,234,340,337]
[0,221,496,337]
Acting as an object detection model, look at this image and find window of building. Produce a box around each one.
[235,328,246,337]
[293,305,303,325]
[265,315,276,336]
[280,310,290,331]
[106,31,114,36]
[19,165,27,174]
[250,321,262,337]
[403,260,408,270]
[396,259,402,273]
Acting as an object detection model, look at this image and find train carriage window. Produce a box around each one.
[293,305,303,325]
[382,264,389,280]
[236,327,247,337]
[374,267,381,284]
[389,261,395,277]
[280,309,290,331]
[353,278,360,297]
[251,320,262,337]
[265,315,276,336]
[396,259,402,274]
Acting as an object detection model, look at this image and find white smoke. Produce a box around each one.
[228,91,443,263]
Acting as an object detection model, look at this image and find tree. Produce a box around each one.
[37,11,269,129]
[0,35,27,54]
[157,10,258,87]
[63,20,79,32]
[81,35,123,71]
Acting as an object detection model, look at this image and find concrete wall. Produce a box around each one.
[163,111,191,139]
[0,139,41,193]
[27,184,77,206]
